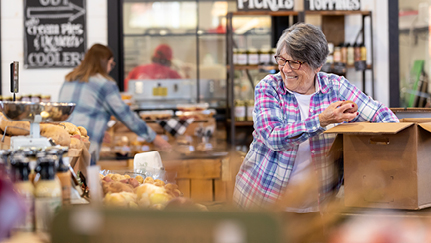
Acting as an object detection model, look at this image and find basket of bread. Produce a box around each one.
[100,171,206,211]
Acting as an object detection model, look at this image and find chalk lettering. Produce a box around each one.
[27,51,83,67]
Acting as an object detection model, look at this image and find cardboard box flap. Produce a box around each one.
[418,122,431,133]
[324,122,414,135]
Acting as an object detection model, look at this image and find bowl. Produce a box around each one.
[0,101,76,122]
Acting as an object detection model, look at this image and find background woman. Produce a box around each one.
[58,43,171,162]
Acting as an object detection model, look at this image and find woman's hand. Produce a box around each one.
[319,101,358,127]
[152,135,172,152]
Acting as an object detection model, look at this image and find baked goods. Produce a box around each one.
[60,122,80,135]
[100,173,183,209]
[77,126,87,137]
[40,123,71,146]
[0,112,30,136]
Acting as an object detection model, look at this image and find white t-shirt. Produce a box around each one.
[283,91,319,213]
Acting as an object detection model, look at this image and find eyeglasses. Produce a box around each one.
[274,56,305,70]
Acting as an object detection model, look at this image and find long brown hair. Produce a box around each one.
[65,44,114,82]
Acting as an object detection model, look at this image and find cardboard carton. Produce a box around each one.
[325,119,431,210]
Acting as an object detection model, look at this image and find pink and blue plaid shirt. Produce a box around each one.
[233,72,399,210]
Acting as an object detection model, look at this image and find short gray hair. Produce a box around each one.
[276,23,329,70]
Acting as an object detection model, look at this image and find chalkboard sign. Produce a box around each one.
[24,0,86,69]
[305,0,361,11]
[236,0,294,11]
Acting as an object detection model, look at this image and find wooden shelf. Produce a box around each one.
[228,65,278,70]
[227,119,254,126]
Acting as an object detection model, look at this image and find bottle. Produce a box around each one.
[34,155,62,232]
[347,43,354,66]
[247,48,259,65]
[22,148,39,185]
[234,100,246,121]
[11,154,35,232]
[340,43,347,64]
[51,147,71,206]
[360,43,367,62]
[0,150,11,176]
[354,43,361,62]
[333,46,341,63]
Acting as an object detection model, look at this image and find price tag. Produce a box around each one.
[152,87,168,96]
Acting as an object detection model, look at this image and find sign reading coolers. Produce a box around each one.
[24,0,86,69]
[237,0,294,11]
[305,0,361,11]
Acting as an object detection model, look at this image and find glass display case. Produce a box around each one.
[122,0,237,109]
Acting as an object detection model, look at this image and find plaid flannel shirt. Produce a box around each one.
[233,72,399,210]
[58,74,156,160]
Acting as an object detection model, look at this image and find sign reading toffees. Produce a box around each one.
[305,0,361,11]
[237,0,294,11]
[24,0,86,69]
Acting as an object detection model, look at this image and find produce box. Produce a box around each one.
[325,118,431,210]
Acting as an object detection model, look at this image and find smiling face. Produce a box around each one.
[278,49,321,95]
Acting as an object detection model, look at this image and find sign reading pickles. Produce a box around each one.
[236,0,294,11]
[305,0,361,11]
[24,0,86,69]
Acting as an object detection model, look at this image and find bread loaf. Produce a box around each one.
[60,122,81,135]
[0,112,30,136]
[40,123,71,146]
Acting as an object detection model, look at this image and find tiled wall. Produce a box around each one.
[1,0,107,101]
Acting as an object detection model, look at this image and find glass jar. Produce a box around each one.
[237,49,247,66]
[234,100,246,121]
[31,94,41,103]
[41,95,51,103]
[21,94,31,102]
[247,48,259,65]
[233,48,239,65]
[259,47,271,65]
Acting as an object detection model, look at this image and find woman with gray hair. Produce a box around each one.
[233,23,398,211]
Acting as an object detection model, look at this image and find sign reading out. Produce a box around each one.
[237,0,294,11]
[305,0,361,11]
[24,0,86,69]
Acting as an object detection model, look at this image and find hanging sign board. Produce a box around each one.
[236,0,294,11]
[24,0,86,69]
[305,0,361,11]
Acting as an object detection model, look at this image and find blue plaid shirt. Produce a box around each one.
[58,74,156,160]
[233,72,399,210]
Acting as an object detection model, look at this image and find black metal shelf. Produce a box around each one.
[124,32,227,37]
